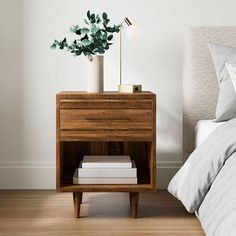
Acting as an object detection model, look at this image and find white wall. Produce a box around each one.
[0,0,236,189]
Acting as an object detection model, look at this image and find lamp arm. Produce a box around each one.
[119,29,122,85]
[119,17,132,86]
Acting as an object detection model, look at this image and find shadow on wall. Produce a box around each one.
[157,153,182,189]
[0,1,24,165]
[156,101,183,189]
[157,98,183,158]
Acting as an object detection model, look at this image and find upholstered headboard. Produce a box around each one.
[183,26,236,160]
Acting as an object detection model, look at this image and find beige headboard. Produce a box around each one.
[183,26,236,160]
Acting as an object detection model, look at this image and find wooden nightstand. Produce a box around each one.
[56,91,156,218]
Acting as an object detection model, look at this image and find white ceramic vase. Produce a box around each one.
[87,55,104,93]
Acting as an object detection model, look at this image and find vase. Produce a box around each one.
[87,55,104,93]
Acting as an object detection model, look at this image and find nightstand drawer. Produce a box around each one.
[57,91,156,213]
[60,109,153,131]
[60,99,152,109]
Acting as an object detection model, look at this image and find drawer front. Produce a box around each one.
[60,109,153,131]
[60,130,153,141]
[60,99,152,109]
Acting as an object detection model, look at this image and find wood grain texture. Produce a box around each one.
[57,91,154,99]
[56,92,156,217]
[60,109,152,131]
[60,130,153,141]
[56,95,61,190]
[57,92,156,193]
[130,192,139,218]
[60,184,154,192]
[152,94,156,187]
[60,99,152,109]
[73,192,82,218]
[0,190,205,236]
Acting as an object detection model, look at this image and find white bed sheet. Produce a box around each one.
[195,120,226,148]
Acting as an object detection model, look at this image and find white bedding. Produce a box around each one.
[169,118,236,235]
[195,120,226,147]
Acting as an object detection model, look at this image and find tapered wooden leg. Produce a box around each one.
[129,192,132,206]
[129,192,139,218]
[73,192,82,218]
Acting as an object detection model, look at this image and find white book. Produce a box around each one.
[78,161,137,178]
[82,155,132,168]
[73,169,137,184]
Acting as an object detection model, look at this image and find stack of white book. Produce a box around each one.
[73,155,137,184]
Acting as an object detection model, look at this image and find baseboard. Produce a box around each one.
[157,161,183,189]
[0,161,183,189]
[0,161,55,189]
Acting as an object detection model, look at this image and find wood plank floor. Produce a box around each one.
[0,190,204,236]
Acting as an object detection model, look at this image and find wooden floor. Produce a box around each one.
[0,190,204,236]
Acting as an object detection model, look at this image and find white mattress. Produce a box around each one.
[195,120,226,147]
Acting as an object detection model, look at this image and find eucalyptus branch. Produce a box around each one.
[50,11,121,57]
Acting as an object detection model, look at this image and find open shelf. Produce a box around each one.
[58,141,153,191]
[56,92,156,218]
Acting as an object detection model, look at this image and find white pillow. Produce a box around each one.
[226,62,236,94]
[208,43,236,122]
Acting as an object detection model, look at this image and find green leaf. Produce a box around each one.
[101,34,107,40]
[50,11,119,56]
[89,13,95,24]
[75,49,82,55]
[75,29,81,35]
[81,28,89,34]
[81,34,88,41]
[68,45,74,50]
[114,25,121,33]
[102,12,107,20]
[88,43,95,50]
[83,50,90,56]
[87,10,91,18]
[91,25,97,34]
[107,35,113,40]
[93,48,99,53]
[95,30,102,38]
[70,25,80,33]
[81,39,90,46]
[103,19,110,25]
[106,27,113,33]
[98,48,105,54]
[50,43,57,49]
[96,14,101,23]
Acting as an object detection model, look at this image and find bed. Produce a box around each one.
[168,27,236,236]
[195,119,225,147]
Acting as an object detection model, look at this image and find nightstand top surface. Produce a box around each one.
[57,91,154,95]
[57,91,155,99]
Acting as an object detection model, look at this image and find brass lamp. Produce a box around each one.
[118,17,141,93]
